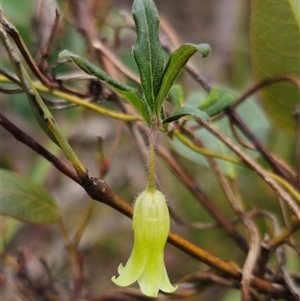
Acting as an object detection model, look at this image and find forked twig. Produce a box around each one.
[200,121,300,221]
[225,107,295,185]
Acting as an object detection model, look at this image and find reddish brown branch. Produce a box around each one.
[225,107,295,185]
[0,113,80,184]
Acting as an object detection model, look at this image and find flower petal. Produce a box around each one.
[138,216,164,297]
[160,264,178,293]
[138,250,164,297]
[137,190,170,297]
[111,192,149,286]
[111,242,147,287]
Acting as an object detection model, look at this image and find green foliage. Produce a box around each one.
[173,94,270,178]
[199,87,236,117]
[59,0,210,126]
[163,105,210,124]
[132,0,165,111]
[58,50,151,125]
[250,0,300,135]
[0,169,60,223]
[154,43,211,117]
[0,217,20,253]
[169,85,183,109]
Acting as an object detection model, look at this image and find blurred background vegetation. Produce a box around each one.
[1,0,298,300]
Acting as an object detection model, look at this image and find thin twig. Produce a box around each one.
[175,130,242,165]
[0,86,23,94]
[72,200,96,248]
[39,9,61,67]
[58,219,83,300]
[295,106,300,189]
[281,266,300,300]
[189,134,260,301]
[225,107,295,185]
[232,75,300,109]
[229,120,256,150]
[169,206,248,230]
[0,68,22,85]
[156,144,249,253]
[255,210,282,278]
[267,219,300,250]
[259,212,300,299]
[92,38,141,85]
[0,10,90,98]
[177,271,264,301]
[0,75,142,122]
[200,121,300,222]
[0,9,51,87]
[177,126,298,199]
[0,113,80,184]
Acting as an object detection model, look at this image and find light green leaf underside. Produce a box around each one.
[0,169,60,223]
[58,50,151,125]
[155,43,211,116]
[163,105,210,124]
[250,0,300,135]
[169,85,184,109]
[132,0,165,110]
[199,87,237,116]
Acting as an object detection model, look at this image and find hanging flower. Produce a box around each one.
[111,189,177,297]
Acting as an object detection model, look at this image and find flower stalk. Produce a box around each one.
[112,120,177,297]
[147,120,157,192]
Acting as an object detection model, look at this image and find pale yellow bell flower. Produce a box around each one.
[111,189,177,297]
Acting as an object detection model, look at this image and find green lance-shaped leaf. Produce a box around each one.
[163,105,210,124]
[58,50,151,125]
[0,169,60,223]
[132,0,165,111]
[199,87,236,117]
[250,0,300,135]
[169,85,184,109]
[154,43,211,117]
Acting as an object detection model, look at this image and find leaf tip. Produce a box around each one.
[58,50,70,63]
[198,43,212,58]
